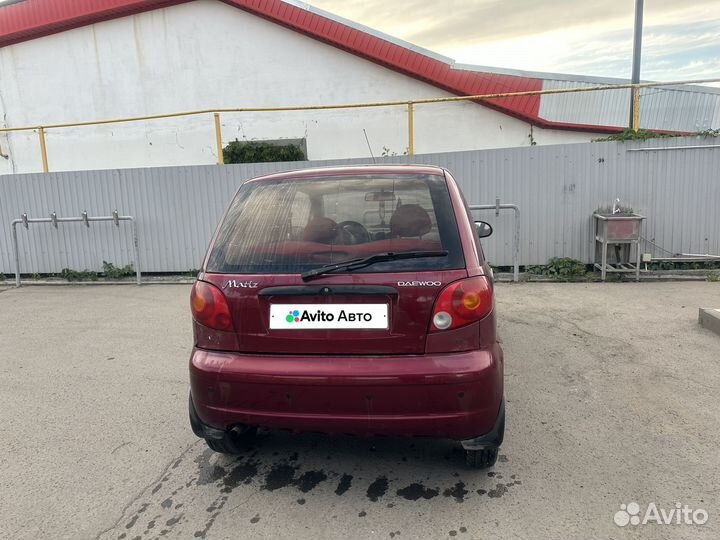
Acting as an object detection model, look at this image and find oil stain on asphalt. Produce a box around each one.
[102,434,519,540]
[366,476,389,502]
[396,482,439,501]
[334,473,353,495]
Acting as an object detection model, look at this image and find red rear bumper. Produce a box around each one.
[189,345,503,441]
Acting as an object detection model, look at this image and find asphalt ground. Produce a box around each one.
[1,282,718,540]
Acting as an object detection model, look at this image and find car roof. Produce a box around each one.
[244,164,447,184]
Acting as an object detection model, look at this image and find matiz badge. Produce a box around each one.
[223,280,259,289]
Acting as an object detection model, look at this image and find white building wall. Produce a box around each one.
[0,0,601,175]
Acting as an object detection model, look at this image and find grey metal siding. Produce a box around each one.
[540,80,720,132]
[1,137,718,273]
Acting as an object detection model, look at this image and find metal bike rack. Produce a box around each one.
[469,199,521,282]
[10,210,141,287]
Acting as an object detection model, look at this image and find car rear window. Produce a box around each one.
[206,174,464,274]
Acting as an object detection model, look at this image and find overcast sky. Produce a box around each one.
[306,0,720,84]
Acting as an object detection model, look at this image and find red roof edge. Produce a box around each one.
[222,0,547,123]
[0,0,623,134]
[0,1,193,48]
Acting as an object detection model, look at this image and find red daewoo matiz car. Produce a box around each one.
[189,165,505,468]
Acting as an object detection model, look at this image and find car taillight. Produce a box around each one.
[190,281,233,331]
[430,276,493,332]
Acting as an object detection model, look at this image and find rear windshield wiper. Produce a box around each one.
[301,250,448,282]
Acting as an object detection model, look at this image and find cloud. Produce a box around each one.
[305,0,720,81]
[307,0,717,46]
[515,18,720,81]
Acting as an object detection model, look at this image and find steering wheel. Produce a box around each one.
[337,221,371,245]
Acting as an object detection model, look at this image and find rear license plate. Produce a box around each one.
[269,304,388,330]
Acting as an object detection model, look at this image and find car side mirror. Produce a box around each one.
[475,221,493,238]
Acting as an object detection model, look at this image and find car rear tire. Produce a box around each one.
[205,426,258,455]
[465,447,499,469]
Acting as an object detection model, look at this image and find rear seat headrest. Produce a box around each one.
[303,217,338,244]
[390,204,432,237]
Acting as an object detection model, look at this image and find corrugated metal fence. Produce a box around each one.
[1,136,719,274]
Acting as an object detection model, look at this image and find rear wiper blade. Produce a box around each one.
[301,250,448,282]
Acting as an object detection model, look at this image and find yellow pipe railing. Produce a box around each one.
[38,126,49,173]
[213,112,224,165]
[0,77,717,171]
[407,102,415,156]
[631,86,642,132]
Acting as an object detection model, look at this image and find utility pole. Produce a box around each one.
[629,0,644,129]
